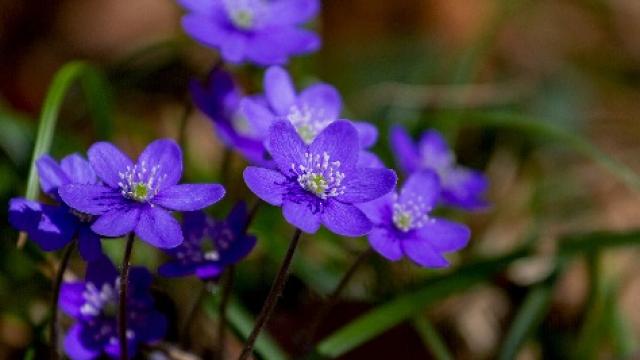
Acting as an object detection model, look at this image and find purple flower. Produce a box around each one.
[179,0,320,66]
[9,154,103,260]
[243,120,396,236]
[58,139,225,249]
[390,126,489,211]
[359,171,470,268]
[190,67,268,165]
[59,256,166,359]
[158,202,257,280]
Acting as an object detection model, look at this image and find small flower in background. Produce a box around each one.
[241,66,381,168]
[9,154,103,261]
[190,67,268,165]
[179,0,320,66]
[244,120,396,236]
[391,126,489,211]
[59,256,166,359]
[58,139,225,249]
[359,171,470,268]
[158,202,257,280]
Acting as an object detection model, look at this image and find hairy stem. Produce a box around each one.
[299,249,372,355]
[238,228,302,360]
[118,233,135,360]
[50,240,76,360]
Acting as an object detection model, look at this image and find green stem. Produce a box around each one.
[118,233,135,360]
[50,240,76,360]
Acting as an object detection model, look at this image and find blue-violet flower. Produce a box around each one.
[179,0,320,65]
[9,154,103,260]
[359,171,470,268]
[59,139,225,248]
[59,256,166,359]
[158,202,257,279]
[391,126,489,211]
[243,120,396,236]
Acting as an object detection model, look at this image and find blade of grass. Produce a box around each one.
[316,247,531,358]
[463,111,640,192]
[20,61,112,246]
[413,317,453,360]
[206,296,287,360]
[498,286,553,360]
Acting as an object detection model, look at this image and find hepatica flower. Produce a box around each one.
[244,120,396,236]
[391,126,489,211]
[158,202,257,279]
[59,257,166,359]
[179,0,320,65]
[242,66,379,161]
[59,139,225,248]
[190,67,266,165]
[359,171,470,268]
[9,154,103,260]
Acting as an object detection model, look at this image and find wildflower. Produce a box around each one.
[179,0,320,66]
[390,126,489,211]
[9,154,103,260]
[359,171,470,268]
[58,139,225,248]
[59,257,166,359]
[158,203,257,279]
[190,67,268,165]
[243,120,396,236]
[241,66,380,167]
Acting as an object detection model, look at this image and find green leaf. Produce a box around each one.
[24,61,112,202]
[316,247,531,358]
[559,230,640,255]
[463,111,640,192]
[0,105,33,165]
[413,317,453,360]
[206,296,287,360]
[498,286,552,360]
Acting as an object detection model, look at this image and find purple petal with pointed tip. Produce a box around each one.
[154,184,225,211]
[135,207,183,248]
[321,200,372,237]
[243,167,287,206]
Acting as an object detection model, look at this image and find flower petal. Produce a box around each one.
[357,150,384,168]
[368,227,403,261]
[59,282,85,318]
[298,83,341,121]
[268,121,306,173]
[8,198,43,232]
[85,256,118,287]
[158,261,197,278]
[241,97,276,138]
[88,141,134,188]
[137,138,183,189]
[243,167,287,205]
[63,324,100,360]
[352,121,378,148]
[357,193,393,225]
[419,130,454,170]
[91,207,140,237]
[401,233,449,268]
[390,125,420,174]
[135,207,183,248]
[265,66,297,115]
[441,167,489,211]
[338,168,397,204]
[59,184,124,216]
[418,219,470,253]
[321,200,372,237]
[60,153,97,185]
[309,120,359,170]
[195,264,225,280]
[399,170,440,209]
[154,184,225,211]
[267,0,319,25]
[37,155,70,195]
[178,0,220,14]
[283,199,321,233]
[77,226,103,261]
[10,200,76,252]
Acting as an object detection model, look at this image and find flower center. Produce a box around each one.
[293,152,345,199]
[118,162,166,202]
[80,281,118,318]
[286,103,334,144]
[392,195,432,232]
[224,0,266,30]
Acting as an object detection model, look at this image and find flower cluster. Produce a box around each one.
[6,0,492,358]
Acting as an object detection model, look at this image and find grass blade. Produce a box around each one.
[413,317,453,360]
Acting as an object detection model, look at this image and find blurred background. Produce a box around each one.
[1,0,640,359]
